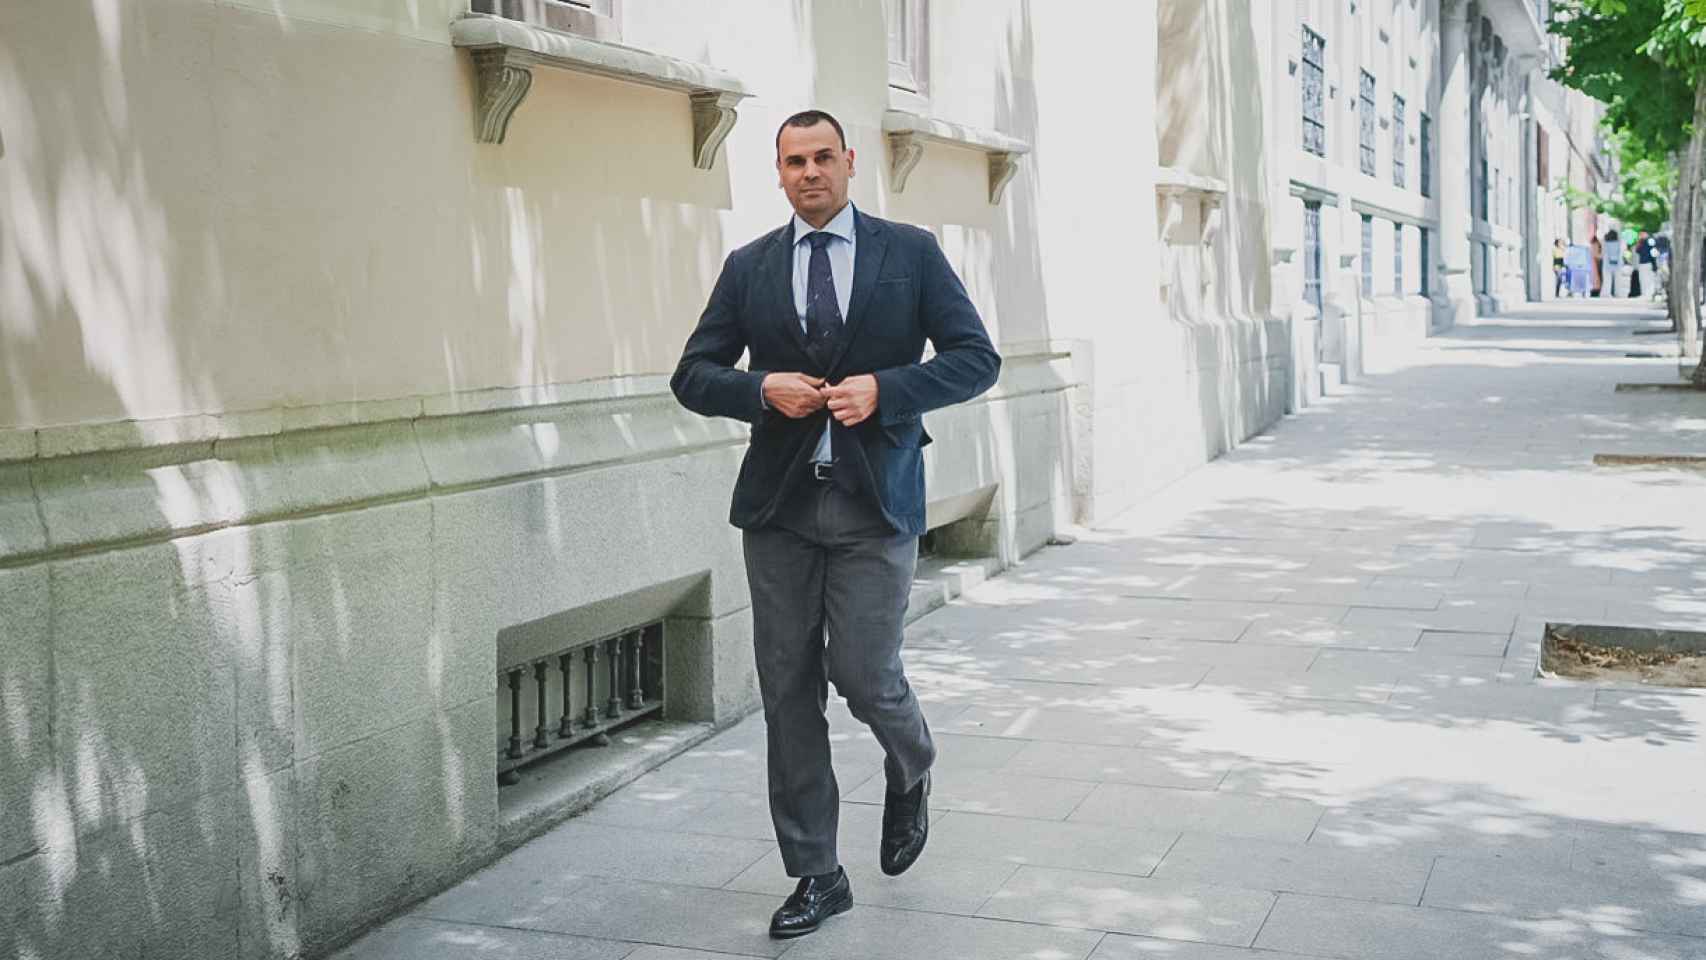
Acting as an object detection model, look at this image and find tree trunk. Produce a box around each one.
[1692,78,1706,383]
[1679,76,1706,364]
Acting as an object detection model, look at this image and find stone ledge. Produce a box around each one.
[450,14,748,165]
[882,109,1031,203]
[0,348,1074,565]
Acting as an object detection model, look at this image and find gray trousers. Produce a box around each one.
[742,479,934,877]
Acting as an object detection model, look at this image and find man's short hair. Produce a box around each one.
[775,109,847,155]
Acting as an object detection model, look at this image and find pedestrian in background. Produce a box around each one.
[1553,238,1568,298]
[1590,233,1604,297]
[1604,229,1624,298]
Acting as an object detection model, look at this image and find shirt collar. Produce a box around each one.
[792,202,856,247]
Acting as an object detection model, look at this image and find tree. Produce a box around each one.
[1552,0,1706,372]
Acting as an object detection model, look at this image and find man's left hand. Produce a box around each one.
[822,374,879,426]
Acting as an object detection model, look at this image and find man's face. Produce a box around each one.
[777,122,855,226]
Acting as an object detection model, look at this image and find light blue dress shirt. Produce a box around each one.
[790,203,856,464]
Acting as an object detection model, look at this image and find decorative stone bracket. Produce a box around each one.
[451,15,749,170]
[881,110,1031,205]
[1155,167,1228,245]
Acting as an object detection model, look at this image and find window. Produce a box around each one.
[1303,201,1324,316]
[1392,94,1406,187]
[1420,113,1432,197]
[1358,70,1377,176]
[885,0,928,95]
[1420,226,1430,296]
[1361,214,1374,296]
[1536,124,1550,187]
[1302,27,1327,157]
[1393,222,1404,295]
[473,0,618,38]
[1476,157,1489,221]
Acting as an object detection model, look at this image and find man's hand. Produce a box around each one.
[762,372,827,418]
[823,374,879,426]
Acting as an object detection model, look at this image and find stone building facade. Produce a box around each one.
[1267,0,1606,388]
[0,2,1291,958]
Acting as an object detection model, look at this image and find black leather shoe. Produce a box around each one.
[880,771,930,876]
[769,868,852,939]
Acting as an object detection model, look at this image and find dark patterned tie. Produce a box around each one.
[805,232,841,368]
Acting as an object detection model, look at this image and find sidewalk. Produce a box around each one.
[339,301,1706,960]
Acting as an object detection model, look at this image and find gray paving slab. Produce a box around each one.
[417,875,785,957]
[1340,605,1520,636]
[927,811,1179,876]
[977,865,1276,946]
[1197,665,1396,703]
[1002,740,1233,790]
[775,902,1105,960]
[1569,822,1706,876]
[942,704,1159,747]
[1307,805,1576,866]
[725,846,1018,915]
[332,918,630,960]
[1414,629,1510,656]
[1255,892,1706,960]
[1238,619,1422,650]
[847,766,1095,820]
[1089,934,1349,959]
[624,949,773,960]
[493,821,774,888]
[1423,853,1706,938]
[1151,832,1433,905]
[1069,783,1324,843]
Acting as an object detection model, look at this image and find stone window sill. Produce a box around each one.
[881,109,1030,204]
[450,14,749,169]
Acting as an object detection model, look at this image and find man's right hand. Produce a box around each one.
[762,372,828,418]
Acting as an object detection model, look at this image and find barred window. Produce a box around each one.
[1302,27,1327,157]
[1420,113,1432,197]
[1420,227,1431,296]
[1392,94,1406,188]
[1361,214,1374,296]
[1358,70,1376,176]
[1303,201,1324,315]
[1393,222,1404,296]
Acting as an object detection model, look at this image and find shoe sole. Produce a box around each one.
[768,892,853,939]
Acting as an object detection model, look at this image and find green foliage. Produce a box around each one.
[1557,129,1676,232]
[1550,0,1694,157]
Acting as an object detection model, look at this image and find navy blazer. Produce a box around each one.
[671,208,1001,535]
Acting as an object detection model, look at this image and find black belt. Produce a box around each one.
[811,461,835,482]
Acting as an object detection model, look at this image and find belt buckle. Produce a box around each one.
[813,461,834,482]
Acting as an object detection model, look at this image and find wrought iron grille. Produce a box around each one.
[1392,94,1406,188]
[496,622,665,786]
[1361,214,1374,297]
[1358,70,1376,176]
[1303,201,1324,316]
[1420,114,1432,197]
[1301,27,1326,157]
[1393,221,1404,295]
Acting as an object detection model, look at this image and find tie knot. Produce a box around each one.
[808,231,835,252]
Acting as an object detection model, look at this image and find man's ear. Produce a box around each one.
[846,147,856,178]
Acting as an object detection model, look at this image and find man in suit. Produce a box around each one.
[671,109,1000,939]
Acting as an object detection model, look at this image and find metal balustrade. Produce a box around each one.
[496,621,665,786]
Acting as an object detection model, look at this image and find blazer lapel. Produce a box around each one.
[767,220,809,357]
[828,209,888,374]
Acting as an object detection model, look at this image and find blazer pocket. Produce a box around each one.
[881,418,932,449]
